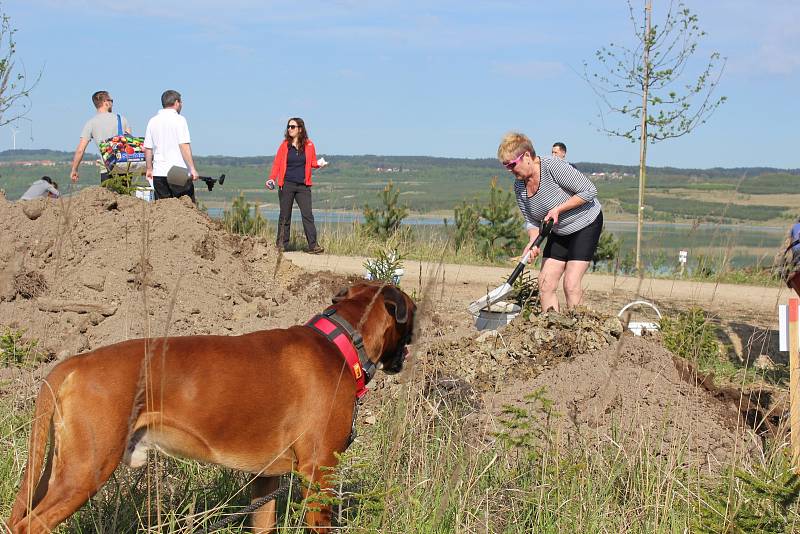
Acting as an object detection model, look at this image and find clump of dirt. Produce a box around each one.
[421,307,624,392]
[14,271,48,299]
[0,188,341,359]
[485,335,754,469]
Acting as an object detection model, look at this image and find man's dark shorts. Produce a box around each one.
[543,212,604,262]
[153,176,196,203]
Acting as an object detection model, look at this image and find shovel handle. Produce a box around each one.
[506,251,531,285]
[507,218,554,285]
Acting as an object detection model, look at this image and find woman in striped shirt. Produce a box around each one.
[497,132,603,312]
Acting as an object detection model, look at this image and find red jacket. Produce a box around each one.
[269,140,319,187]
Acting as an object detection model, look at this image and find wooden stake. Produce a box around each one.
[790,298,800,471]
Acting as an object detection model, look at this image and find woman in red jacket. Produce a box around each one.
[265,117,327,253]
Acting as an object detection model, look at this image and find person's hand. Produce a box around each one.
[190,168,199,182]
[265,179,276,190]
[70,169,79,183]
[146,168,153,181]
[317,157,329,168]
[522,242,541,261]
[545,208,560,226]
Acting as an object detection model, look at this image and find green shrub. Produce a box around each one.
[455,178,524,261]
[362,180,409,238]
[100,174,135,195]
[510,270,540,316]
[693,448,800,533]
[659,307,720,366]
[363,247,404,285]
[223,193,268,237]
[593,230,621,271]
[453,200,480,252]
[0,328,40,366]
[475,178,524,260]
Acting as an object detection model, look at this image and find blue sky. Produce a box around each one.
[4,0,799,168]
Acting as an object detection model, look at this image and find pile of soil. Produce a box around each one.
[419,308,754,468]
[489,335,753,468]
[422,307,624,392]
[0,188,344,360]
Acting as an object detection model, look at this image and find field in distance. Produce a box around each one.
[0,150,798,225]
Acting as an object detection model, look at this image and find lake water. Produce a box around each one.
[206,208,786,270]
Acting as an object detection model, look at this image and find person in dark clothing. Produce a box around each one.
[265,117,328,253]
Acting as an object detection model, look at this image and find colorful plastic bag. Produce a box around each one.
[98,114,146,173]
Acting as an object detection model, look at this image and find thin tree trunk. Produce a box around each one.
[635,0,652,275]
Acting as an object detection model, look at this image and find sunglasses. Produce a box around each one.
[287,125,300,130]
[503,151,526,171]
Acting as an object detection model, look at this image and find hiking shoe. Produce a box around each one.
[307,245,325,255]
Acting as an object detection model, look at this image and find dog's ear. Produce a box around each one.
[381,285,408,324]
[332,286,350,303]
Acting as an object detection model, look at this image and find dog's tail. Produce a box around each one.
[8,372,61,529]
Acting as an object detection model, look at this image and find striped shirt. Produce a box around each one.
[513,156,601,236]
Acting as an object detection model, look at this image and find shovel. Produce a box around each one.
[467,218,554,315]
[166,166,226,191]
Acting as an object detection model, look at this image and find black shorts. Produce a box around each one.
[543,212,603,262]
[153,176,196,203]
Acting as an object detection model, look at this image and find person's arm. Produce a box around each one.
[523,226,542,259]
[308,142,319,169]
[266,142,286,187]
[545,159,597,224]
[144,147,153,181]
[122,116,132,135]
[143,121,154,181]
[70,138,90,182]
[513,182,543,258]
[545,196,588,226]
[177,118,197,180]
[47,185,60,198]
[179,143,199,181]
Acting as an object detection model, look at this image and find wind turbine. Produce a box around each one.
[11,127,20,150]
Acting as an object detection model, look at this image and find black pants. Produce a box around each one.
[153,176,196,203]
[277,181,318,249]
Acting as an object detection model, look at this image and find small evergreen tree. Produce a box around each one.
[453,200,480,252]
[363,180,409,238]
[592,230,621,271]
[223,193,268,236]
[475,178,524,260]
[455,178,524,260]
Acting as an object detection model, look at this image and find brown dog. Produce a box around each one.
[7,282,416,533]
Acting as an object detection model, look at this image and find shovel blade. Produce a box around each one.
[467,282,512,314]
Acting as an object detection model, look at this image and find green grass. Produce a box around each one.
[4,381,796,532]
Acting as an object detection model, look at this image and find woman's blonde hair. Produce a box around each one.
[497,132,535,162]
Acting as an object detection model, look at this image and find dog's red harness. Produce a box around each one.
[305,307,376,398]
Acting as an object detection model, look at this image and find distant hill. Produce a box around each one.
[0,149,97,162]
[0,149,797,177]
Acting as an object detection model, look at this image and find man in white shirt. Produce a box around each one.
[143,90,199,202]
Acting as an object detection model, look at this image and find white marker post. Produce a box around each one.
[678,250,688,277]
[791,299,800,471]
[778,301,800,471]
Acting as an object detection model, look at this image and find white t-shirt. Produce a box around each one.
[143,108,191,177]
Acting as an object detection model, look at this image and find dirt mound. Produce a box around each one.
[416,307,754,468]
[487,335,754,468]
[422,307,624,392]
[0,188,344,359]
